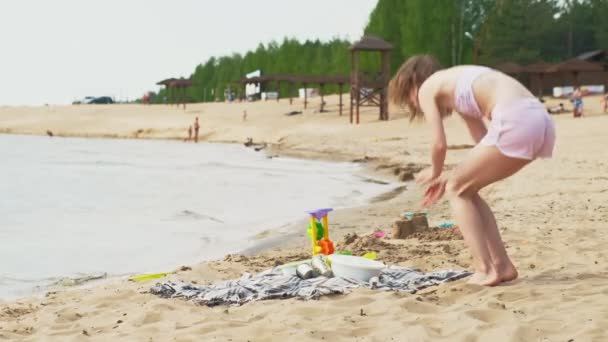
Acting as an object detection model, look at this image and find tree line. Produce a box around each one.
[149,0,608,103]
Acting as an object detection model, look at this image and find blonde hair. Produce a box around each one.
[389,55,442,121]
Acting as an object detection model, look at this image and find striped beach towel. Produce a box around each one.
[150,266,470,307]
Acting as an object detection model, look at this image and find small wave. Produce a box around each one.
[50,273,107,287]
[46,160,138,168]
[172,210,224,223]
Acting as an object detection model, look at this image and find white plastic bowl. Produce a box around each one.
[328,254,386,282]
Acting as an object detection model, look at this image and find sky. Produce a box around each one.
[0,0,378,106]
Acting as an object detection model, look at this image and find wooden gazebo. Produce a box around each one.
[156,77,193,109]
[349,36,393,124]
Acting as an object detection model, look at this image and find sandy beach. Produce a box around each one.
[1,94,608,341]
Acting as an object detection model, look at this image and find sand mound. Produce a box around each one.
[410,227,463,241]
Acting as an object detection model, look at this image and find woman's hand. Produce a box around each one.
[415,167,439,185]
[421,176,447,208]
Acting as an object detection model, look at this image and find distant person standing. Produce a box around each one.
[571,87,583,118]
[193,117,200,143]
[242,110,247,122]
[185,125,192,142]
[601,91,608,113]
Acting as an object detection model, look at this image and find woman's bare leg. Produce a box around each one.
[473,194,518,282]
[446,145,529,286]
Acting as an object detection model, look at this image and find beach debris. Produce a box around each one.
[384,163,426,182]
[82,329,89,336]
[369,185,408,202]
[244,137,268,151]
[46,130,54,137]
[254,143,268,152]
[362,177,390,185]
[438,222,455,228]
[1,304,36,319]
[177,210,224,223]
[54,273,107,287]
[360,308,367,316]
[178,266,192,272]
[352,156,375,163]
[134,128,144,138]
[224,254,249,263]
[285,110,303,116]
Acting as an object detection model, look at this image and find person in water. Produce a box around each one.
[389,55,556,286]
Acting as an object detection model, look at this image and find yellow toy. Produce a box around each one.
[306,208,335,255]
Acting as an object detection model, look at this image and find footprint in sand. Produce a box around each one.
[331,295,376,307]
[285,305,325,319]
[49,322,74,331]
[138,311,162,325]
[53,308,85,323]
[196,321,236,334]
[152,303,176,312]
[346,327,373,337]
[464,309,509,323]
[399,300,440,314]
[495,290,529,302]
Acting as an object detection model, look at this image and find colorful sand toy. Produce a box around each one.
[306,208,335,256]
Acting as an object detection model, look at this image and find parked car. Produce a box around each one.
[72,96,96,105]
[89,96,114,104]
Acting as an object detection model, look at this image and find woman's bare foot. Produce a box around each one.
[498,261,518,283]
[467,262,518,286]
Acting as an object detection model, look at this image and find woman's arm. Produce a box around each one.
[418,82,447,179]
[461,114,487,144]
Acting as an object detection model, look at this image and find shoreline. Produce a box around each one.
[2,97,608,340]
[0,132,408,303]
